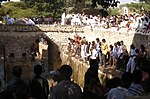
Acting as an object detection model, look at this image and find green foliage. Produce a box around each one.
[139,0,150,3]
[142,3,150,12]
[24,0,65,21]
[3,1,28,9]
[1,0,119,19]
[108,8,120,16]
[1,2,37,18]
[125,2,150,14]
[0,6,8,16]
[91,0,120,9]
[1,0,65,21]
[11,9,37,18]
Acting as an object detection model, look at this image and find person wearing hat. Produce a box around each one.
[50,65,82,99]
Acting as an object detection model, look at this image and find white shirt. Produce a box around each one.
[130,48,136,56]
[90,49,97,59]
[26,19,35,25]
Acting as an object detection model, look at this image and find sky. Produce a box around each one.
[119,0,139,4]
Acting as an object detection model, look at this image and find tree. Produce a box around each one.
[0,6,6,16]
[108,8,120,16]
[0,0,7,3]
[1,0,65,21]
[24,0,65,21]
[139,0,150,3]
[2,2,37,18]
[89,0,120,9]
[125,2,150,14]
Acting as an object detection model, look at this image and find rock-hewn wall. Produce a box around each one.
[45,29,150,55]
[0,32,40,58]
[0,32,43,80]
[60,53,87,87]
[0,25,150,82]
[43,28,150,87]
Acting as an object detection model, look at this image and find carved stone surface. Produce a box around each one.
[0,25,149,82]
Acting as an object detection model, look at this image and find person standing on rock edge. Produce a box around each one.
[96,38,102,66]
[101,39,109,68]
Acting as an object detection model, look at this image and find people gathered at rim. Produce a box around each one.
[67,33,148,73]
[0,34,149,99]
[64,13,150,31]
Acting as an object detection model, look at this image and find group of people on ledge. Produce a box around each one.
[67,33,148,73]
[63,12,150,31]
[0,60,150,99]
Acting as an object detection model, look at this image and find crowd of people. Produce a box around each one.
[2,12,150,32]
[64,12,150,30]
[0,61,150,99]
[0,64,82,99]
[1,12,35,25]
[0,11,150,99]
[82,60,150,99]
[67,33,148,73]
[0,34,149,99]
[0,65,49,99]
[49,58,150,99]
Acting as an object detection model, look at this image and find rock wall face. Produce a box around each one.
[0,32,43,80]
[43,28,150,87]
[45,29,149,55]
[0,25,150,81]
